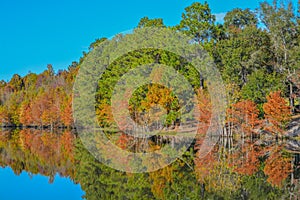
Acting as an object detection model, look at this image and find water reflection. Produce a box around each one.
[0,129,76,182]
[0,129,299,199]
[0,167,83,200]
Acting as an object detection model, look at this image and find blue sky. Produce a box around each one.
[0,0,297,81]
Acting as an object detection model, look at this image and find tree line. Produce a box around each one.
[0,64,77,128]
[0,0,299,137]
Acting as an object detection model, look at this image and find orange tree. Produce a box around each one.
[263,91,291,135]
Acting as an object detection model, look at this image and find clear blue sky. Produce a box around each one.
[0,0,296,81]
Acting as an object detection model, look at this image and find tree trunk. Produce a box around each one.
[200,74,204,89]
[290,82,295,114]
[201,183,205,198]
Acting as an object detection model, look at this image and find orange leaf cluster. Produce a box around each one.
[264,147,292,187]
[228,100,261,137]
[196,89,212,136]
[263,91,291,135]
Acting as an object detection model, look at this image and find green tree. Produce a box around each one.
[241,69,285,105]
[89,37,107,51]
[137,17,165,28]
[224,8,258,30]
[9,74,24,92]
[177,2,216,44]
[259,0,299,112]
[216,26,272,87]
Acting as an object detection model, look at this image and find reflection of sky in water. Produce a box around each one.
[0,167,83,200]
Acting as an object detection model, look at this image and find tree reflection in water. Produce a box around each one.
[0,129,299,199]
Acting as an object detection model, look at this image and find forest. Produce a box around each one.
[1,0,299,139]
[0,0,300,199]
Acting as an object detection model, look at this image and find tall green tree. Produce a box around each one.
[177,2,216,44]
[259,0,299,112]
[216,25,272,87]
[176,2,216,89]
[224,8,258,30]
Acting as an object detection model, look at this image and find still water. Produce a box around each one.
[0,167,83,200]
[0,129,299,199]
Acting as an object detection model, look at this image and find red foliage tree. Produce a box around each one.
[263,91,291,135]
[196,89,212,136]
[20,102,33,125]
[61,95,74,127]
[228,100,261,137]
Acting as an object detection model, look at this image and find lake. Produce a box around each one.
[0,128,299,199]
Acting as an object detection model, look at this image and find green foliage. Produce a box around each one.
[216,25,272,86]
[259,0,298,73]
[9,74,24,91]
[177,2,216,44]
[0,129,296,199]
[1,0,298,130]
[74,140,154,200]
[0,1,300,199]
[224,8,258,29]
[241,69,286,105]
[89,37,107,51]
[96,48,200,128]
[137,17,165,28]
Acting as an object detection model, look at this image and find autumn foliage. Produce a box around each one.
[0,65,77,128]
[263,91,291,135]
[264,146,292,187]
[230,143,264,175]
[228,100,261,137]
[196,89,212,135]
[0,129,76,180]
